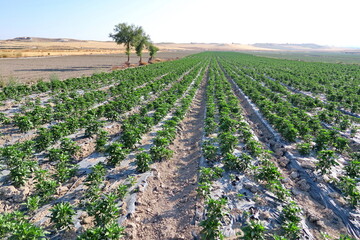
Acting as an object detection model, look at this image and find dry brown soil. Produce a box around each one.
[0,52,196,84]
[123,73,207,240]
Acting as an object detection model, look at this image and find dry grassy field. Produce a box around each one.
[0,38,273,58]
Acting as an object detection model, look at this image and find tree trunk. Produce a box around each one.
[126,43,130,63]
[140,55,142,63]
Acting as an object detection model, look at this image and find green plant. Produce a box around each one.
[34,169,58,202]
[219,131,238,155]
[240,220,266,240]
[223,153,251,172]
[199,167,224,183]
[85,163,106,187]
[50,202,76,230]
[14,115,34,132]
[10,159,37,187]
[77,222,125,240]
[197,182,211,198]
[54,153,78,183]
[205,118,217,135]
[256,159,281,184]
[344,154,359,178]
[117,184,129,200]
[96,130,109,152]
[281,201,301,239]
[338,235,356,240]
[0,113,10,124]
[136,151,152,173]
[296,142,312,156]
[25,196,41,213]
[1,145,37,186]
[200,198,227,240]
[121,128,142,149]
[106,143,129,166]
[268,180,290,201]
[316,150,338,175]
[126,175,137,186]
[0,211,47,239]
[85,120,104,137]
[150,145,173,161]
[337,176,359,206]
[245,139,263,157]
[86,193,120,227]
[153,136,171,147]
[148,44,159,62]
[202,140,218,162]
[109,23,146,62]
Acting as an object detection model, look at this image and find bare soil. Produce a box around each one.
[123,73,207,240]
[0,52,195,84]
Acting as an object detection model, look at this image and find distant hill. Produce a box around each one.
[7,37,85,42]
[252,43,338,51]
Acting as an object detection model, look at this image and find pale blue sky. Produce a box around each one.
[1,0,359,47]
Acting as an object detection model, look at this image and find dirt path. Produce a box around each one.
[124,73,207,240]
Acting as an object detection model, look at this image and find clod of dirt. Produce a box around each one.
[279,157,290,167]
[297,179,311,192]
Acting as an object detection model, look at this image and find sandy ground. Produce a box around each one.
[124,72,207,240]
[0,52,196,84]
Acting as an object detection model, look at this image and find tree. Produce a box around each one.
[148,44,159,62]
[135,34,150,63]
[109,23,144,63]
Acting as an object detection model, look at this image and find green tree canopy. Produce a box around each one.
[148,44,159,62]
[109,23,144,63]
[135,34,150,63]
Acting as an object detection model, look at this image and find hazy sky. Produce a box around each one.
[1,0,359,47]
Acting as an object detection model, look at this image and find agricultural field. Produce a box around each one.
[0,52,359,240]
[0,51,196,84]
